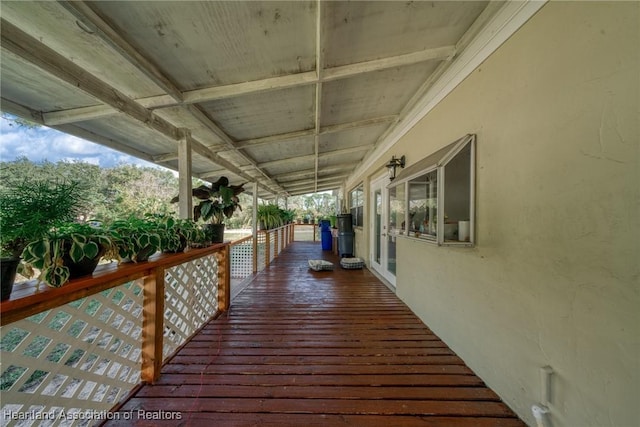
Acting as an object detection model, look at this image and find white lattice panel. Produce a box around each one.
[256,233,266,272]
[230,241,253,280]
[163,255,218,359]
[269,231,276,264]
[0,282,144,426]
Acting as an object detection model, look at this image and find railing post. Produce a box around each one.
[274,227,279,257]
[141,267,165,383]
[253,232,258,274]
[265,231,271,266]
[216,245,231,312]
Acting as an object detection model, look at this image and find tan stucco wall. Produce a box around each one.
[359,2,638,426]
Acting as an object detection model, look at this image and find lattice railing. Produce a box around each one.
[0,245,229,426]
[163,254,219,359]
[0,282,144,424]
[229,236,254,281]
[256,231,267,272]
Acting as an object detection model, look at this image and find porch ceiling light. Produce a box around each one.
[385,155,405,181]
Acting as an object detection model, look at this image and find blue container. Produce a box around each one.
[321,230,333,251]
[319,220,331,232]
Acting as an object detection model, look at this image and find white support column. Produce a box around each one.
[178,129,192,219]
[252,182,259,233]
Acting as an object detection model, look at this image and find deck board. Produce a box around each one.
[105,241,525,426]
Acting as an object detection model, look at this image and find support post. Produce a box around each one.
[265,232,271,266]
[216,245,231,312]
[178,129,192,219]
[141,267,165,383]
[252,182,258,273]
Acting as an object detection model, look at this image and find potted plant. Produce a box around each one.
[107,216,162,263]
[282,209,296,225]
[21,222,117,288]
[256,204,282,230]
[173,177,245,243]
[0,178,86,299]
[156,215,202,253]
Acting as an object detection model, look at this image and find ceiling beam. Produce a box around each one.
[55,2,286,196]
[183,72,317,105]
[281,174,350,189]
[58,1,183,103]
[275,162,356,182]
[185,105,288,195]
[40,43,454,126]
[257,145,371,169]
[235,115,397,150]
[287,184,341,196]
[322,45,455,82]
[1,98,44,125]
[1,19,178,140]
[0,18,281,194]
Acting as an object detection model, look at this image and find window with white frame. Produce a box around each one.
[388,134,475,246]
[350,184,364,228]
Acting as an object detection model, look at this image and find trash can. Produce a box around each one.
[319,220,331,231]
[337,214,353,233]
[338,231,354,257]
[321,229,333,250]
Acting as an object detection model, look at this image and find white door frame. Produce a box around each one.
[369,174,396,287]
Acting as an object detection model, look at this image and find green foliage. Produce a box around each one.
[186,177,244,225]
[254,205,297,229]
[107,216,162,263]
[0,158,180,224]
[0,175,88,258]
[151,214,203,252]
[21,223,116,288]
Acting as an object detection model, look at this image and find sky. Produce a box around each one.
[0,115,159,168]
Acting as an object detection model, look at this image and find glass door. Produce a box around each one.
[370,175,397,287]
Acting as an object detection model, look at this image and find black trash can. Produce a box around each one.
[337,214,353,233]
[338,231,354,257]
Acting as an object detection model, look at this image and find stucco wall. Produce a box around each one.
[374,2,638,426]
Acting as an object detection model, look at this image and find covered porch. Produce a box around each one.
[105,241,524,426]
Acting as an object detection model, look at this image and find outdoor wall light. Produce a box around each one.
[385,155,405,180]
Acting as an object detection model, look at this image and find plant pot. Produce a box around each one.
[62,247,106,280]
[203,223,225,244]
[163,236,188,253]
[1,257,21,301]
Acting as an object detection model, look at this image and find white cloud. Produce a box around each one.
[0,116,168,170]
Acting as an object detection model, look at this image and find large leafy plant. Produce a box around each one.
[153,214,203,253]
[21,222,116,288]
[107,216,162,262]
[172,177,245,225]
[0,178,86,258]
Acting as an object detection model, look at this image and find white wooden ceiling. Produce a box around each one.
[1,1,498,198]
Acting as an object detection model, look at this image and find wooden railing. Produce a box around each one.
[0,244,229,423]
[0,224,301,423]
[292,223,318,241]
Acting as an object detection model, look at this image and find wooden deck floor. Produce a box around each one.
[106,242,525,427]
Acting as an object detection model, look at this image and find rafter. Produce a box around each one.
[280,174,350,189]
[257,145,371,170]
[235,115,396,150]
[39,42,454,126]
[0,19,282,195]
[275,162,356,182]
[58,1,183,103]
[54,2,287,196]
